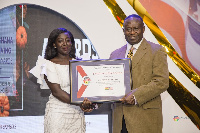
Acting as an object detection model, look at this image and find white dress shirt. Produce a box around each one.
[125,38,143,58]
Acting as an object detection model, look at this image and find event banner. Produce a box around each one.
[0,6,16,96]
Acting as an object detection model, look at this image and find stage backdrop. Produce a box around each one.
[0,0,200,133]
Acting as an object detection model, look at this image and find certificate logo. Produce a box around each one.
[83,76,91,86]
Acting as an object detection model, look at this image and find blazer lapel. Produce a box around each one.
[118,45,127,58]
[132,39,148,69]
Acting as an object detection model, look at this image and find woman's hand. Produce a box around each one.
[80,98,93,113]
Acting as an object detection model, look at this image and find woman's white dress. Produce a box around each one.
[30,56,85,133]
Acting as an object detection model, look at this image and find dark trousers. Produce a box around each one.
[121,115,128,133]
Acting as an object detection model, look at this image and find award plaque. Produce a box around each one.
[69,58,132,103]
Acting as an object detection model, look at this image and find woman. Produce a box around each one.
[30,28,92,133]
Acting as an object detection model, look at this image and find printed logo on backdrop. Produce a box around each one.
[173,116,190,122]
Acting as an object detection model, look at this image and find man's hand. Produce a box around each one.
[119,91,135,105]
[119,94,127,104]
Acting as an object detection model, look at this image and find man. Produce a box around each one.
[109,14,169,133]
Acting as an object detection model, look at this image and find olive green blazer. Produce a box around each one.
[109,39,169,133]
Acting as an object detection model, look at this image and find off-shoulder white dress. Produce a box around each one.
[30,56,85,133]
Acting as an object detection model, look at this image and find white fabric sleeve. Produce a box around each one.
[29,55,60,89]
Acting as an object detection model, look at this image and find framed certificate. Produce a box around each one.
[69,58,132,103]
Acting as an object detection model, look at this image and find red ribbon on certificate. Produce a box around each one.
[76,66,90,98]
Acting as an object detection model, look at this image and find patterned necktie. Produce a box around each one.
[127,46,135,59]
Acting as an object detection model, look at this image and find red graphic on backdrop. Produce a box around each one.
[139,0,200,76]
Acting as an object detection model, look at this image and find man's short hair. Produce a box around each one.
[124,14,143,22]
